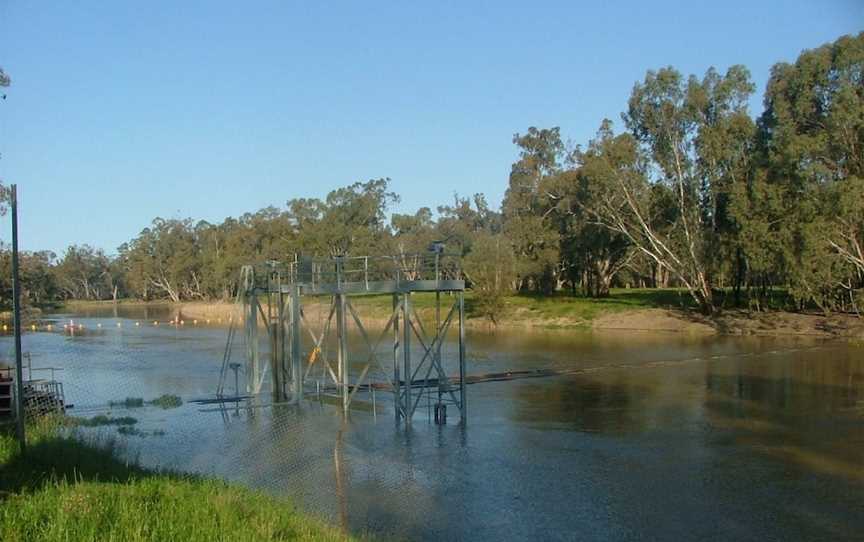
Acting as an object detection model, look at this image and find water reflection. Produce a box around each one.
[3,310,864,541]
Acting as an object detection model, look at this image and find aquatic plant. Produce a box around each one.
[147,394,183,409]
[74,415,138,428]
[108,397,145,408]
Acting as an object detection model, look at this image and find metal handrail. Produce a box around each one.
[243,253,462,293]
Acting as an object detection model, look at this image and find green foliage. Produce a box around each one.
[0,245,59,310]
[502,127,563,293]
[462,231,517,323]
[53,244,119,301]
[755,31,864,312]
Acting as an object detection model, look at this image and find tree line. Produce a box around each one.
[1,33,862,317]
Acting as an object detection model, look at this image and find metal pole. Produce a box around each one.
[337,294,348,413]
[436,291,442,405]
[11,185,26,449]
[278,291,287,399]
[291,286,302,403]
[392,294,401,423]
[458,291,466,424]
[247,294,259,394]
[403,292,412,426]
[270,304,280,400]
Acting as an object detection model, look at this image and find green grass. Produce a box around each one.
[0,419,355,541]
[341,288,697,327]
[496,288,698,324]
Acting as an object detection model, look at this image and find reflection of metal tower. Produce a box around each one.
[219,254,467,426]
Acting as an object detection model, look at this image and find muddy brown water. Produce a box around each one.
[3,304,863,541]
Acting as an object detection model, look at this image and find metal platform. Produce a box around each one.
[217,252,467,426]
[288,279,465,296]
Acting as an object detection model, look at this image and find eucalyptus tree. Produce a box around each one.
[391,207,436,279]
[435,193,501,253]
[287,178,398,258]
[757,32,864,311]
[541,164,634,297]
[54,245,114,300]
[0,245,59,309]
[502,127,563,293]
[577,61,756,315]
[119,219,202,302]
[581,65,756,313]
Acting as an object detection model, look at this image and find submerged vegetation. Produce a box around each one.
[107,397,145,408]
[0,419,353,541]
[148,394,183,409]
[73,415,138,428]
[107,394,183,410]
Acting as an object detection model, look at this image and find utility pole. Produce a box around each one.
[11,184,26,450]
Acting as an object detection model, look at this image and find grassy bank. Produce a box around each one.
[173,289,693,327]
[0,419,353,541]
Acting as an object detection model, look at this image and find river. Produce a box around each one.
[4,304,863,541]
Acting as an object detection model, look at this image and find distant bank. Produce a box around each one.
[59,290,864,339]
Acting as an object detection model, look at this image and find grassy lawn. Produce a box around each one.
[0,419,353,541]
[495,288,697,323]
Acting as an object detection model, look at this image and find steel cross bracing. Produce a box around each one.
[216,254,467,425]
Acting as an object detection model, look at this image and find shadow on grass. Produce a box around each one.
[0,425,157,494]
[0,422,354,542]
[498,289,699,322]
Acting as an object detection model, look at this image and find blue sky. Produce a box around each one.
[0,1,861,255]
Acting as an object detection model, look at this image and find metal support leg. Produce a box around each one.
[393,294,401,424]
[337,294,349,414]
[278,292,287,399]
[246,294,259,394]
[436,291,442,406]
[459,291,466,424]
[291,286,302,403]
[270,317,280,399]
[403,292,412,426]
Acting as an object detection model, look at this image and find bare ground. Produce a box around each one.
[593,308,864,338]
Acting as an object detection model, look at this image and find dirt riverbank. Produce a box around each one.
[592,308,864,338]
